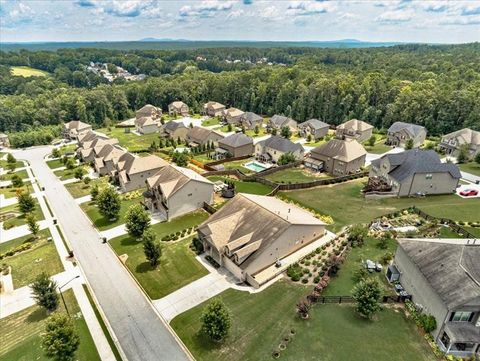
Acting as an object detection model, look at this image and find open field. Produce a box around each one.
[264,167,329,184]
[109,211,209,299]
[279,179,480,232]
[64,177,109,199]
[171,280,434,361]
[81,190,143,231]
[207,175,273,195]
[10,66,49,77]
[0,289,100,361]
[1,199,45,228]
[95,127,160,152]
[458,161,480,177]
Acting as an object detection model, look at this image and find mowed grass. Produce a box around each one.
[0,160,24,169]
[279,179,480,232]
[0,289,100,361]
[363,135,391,154]
[207,176,273,195]
[95,127,160,152]
[0,169,29,181]
[64,177,109,199]
[53,166,87,181]
[1,198,45,228]
[46,158,66,169]
[10,66,49,77]
[80,190,143,230]
[0,183,34,199]
[458,161,480,177]
[264,167,329,184]
[0,228,51,254]
[201,117,220,127]
[109,211,209,299]
[4,231,64,288]
[172,280,435,361]
[222,159,254,174]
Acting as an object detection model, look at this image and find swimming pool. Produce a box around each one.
[244,161,269,173]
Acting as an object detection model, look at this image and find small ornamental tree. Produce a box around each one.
[254,125,260,135]
[475,152,480,165]
[31,272,59,312]
[74,167,85,180]
[352,278,382,319]
[278,152,296,165]
[271,128,277,136]
[367,135,376,147]
[65,158,76,170]
[405,138,414,150]
[42,313,80,361]
[201,298,231,341]
[27,213,40,238]
[142,229,161,267]
[17,190,36,214]
[348,224,368,247]
[96,186,121,221]
[11,174,24,188]
[52,148,61,158]
[90,183,99,201]
[457,144,469,164]
[281,126,291,139]
[227,123,233,132]
[83,176,91,185]
[7,153,16,165]
[125,204,151,238]
[172,151,189,167]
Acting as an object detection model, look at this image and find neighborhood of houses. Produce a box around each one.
[1,99,479,361]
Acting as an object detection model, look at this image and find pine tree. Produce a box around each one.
[31,273,59,312]
[142,229,161,267]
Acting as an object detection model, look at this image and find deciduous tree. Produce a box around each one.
[201,298,231,341]
[142,229,161,267]
[96,186,121,221]
[42,313,80,361]
[352,278,382,319]
[125,204,151,237]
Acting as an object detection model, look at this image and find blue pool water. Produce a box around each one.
[244,161,268,173]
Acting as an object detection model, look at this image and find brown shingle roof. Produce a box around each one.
[311,138,366,162]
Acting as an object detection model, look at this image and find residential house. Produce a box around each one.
[168,101,189,117]
[93,144,126,176]
[255,136,304,164]
[306,138,366,176]
[203,101,226,117]
[240,112,263,130]
[77,138,119,163]
[386,122,427,148]
[0,133,9,148]
[267,115,298,133]
[216,133,254,158]
[186,126,224,147]
[135,104,162,120]
[117,154,169,192]
[63,120,93,140]
[144,165,214,220]
[439,128,480,159]
[135,117,160,135]
[161,121,189,141]
[298,119,330,140]
[198,193,326,288]
[393,239,480,358]
[223,107,245,125]
[335,119,373,143]
[369,149,461,197]
[77,131,108,148]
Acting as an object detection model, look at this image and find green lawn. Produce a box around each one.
[207,176,273,195]
[95,127,160,152]
[1,199,45,228]
[304,138,328,147]
[171,280,434,361]
[458,161,480,177]
[10,66,49,77]
[81,191,144,231]
[201,117,220,127]
[0,228,51,254]
[0,289,100,361]
[46,158,66,169]
[244,127,267,137]
[65,177,109,199]
[322,237,397,296]
[0,169,29,181]
[0,160,24,169]
[363,135,391,154]
[0,183,34,199]
[264,167,329,184]
[279,179,480,232]
[54,166,86,181]
[222,159,254,174]
[109,211,209,299]
[4,231,64,288]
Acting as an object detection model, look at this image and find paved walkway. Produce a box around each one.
[15,146,191,361]
[100,213,165,240]
[0,219,50,243]
[75,195,92,204]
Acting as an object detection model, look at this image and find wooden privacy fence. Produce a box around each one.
[314,295,403,304]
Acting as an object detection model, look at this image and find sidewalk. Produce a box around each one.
[100,213,165,240]
[0,219,50,243]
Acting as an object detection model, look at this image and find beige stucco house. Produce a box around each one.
[203,101,226,117]
[77,138,119,163]
[136,104,162,120]
[393,239,480,358]
[298,119,330,140]
[439,128,480,159]
[386,122,427,148]
[186,126,224,147]
[144,165,214,220]
[135,117,160,134]
[255,136,304,164]
[335,119,373,142]
[77,131,108,148]
[216,133,254,158]
[223,107,245,125]
[63,120,93,140]
[168,101,189,117]
[93,144,126,176]
[117,154,168,192]
[161,121,189,140]
[369,149,461,197]
[306,138,366,176]
[198,193,326,288]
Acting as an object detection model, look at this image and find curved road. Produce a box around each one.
[16,146,191,361]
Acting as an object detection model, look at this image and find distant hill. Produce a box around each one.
[0,39,404,52]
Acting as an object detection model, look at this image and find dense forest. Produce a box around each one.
[0,43,479,136]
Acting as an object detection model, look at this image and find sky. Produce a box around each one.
[1,0,479,44]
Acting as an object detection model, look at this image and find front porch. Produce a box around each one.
[437,323,480,358]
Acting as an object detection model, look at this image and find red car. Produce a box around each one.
[460,189,479,197]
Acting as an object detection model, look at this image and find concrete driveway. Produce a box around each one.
[15,146,191,361]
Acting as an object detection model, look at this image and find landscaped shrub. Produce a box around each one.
[191,237,204,255]
[287,263,303,281]
[313,276,320,283]
[301,278,309,284]
[205,255,220,269]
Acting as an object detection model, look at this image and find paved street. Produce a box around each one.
[15,146,191,361]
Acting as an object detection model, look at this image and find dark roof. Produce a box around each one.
[398,239,480,309]
[187,126,223,142]
[163,121,187,131]
[218,133,253,148]
[241,112,263,123]
[372,150,461,182]
[299,119,330,130]
[270,115,295,127]
[258,136,304,153]
[388,122,426,137]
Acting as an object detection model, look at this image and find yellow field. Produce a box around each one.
[10,66,49,77]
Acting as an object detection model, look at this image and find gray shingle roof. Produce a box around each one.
[388,122,426,137]
[311,138,366,162]
[218,133,253,148]
[270,115,295,127]
[374,150,461,182]
[398,239,480,309]
[299,119,330,130]
[163,121,187,131]
[241,112,263,123]
[258,136,304,153]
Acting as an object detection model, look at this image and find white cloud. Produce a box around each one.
[258,5,284,21]
[287,1,335,16]
[75,0,162,18]
[179,1,235,18]
[376,9,413,23]
[226,9,244,19]
[440,15,480,25]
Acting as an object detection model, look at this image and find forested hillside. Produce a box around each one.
[1,43,479,135]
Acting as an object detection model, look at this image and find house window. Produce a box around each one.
[426,174,432,180]
[451,311,473,322]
